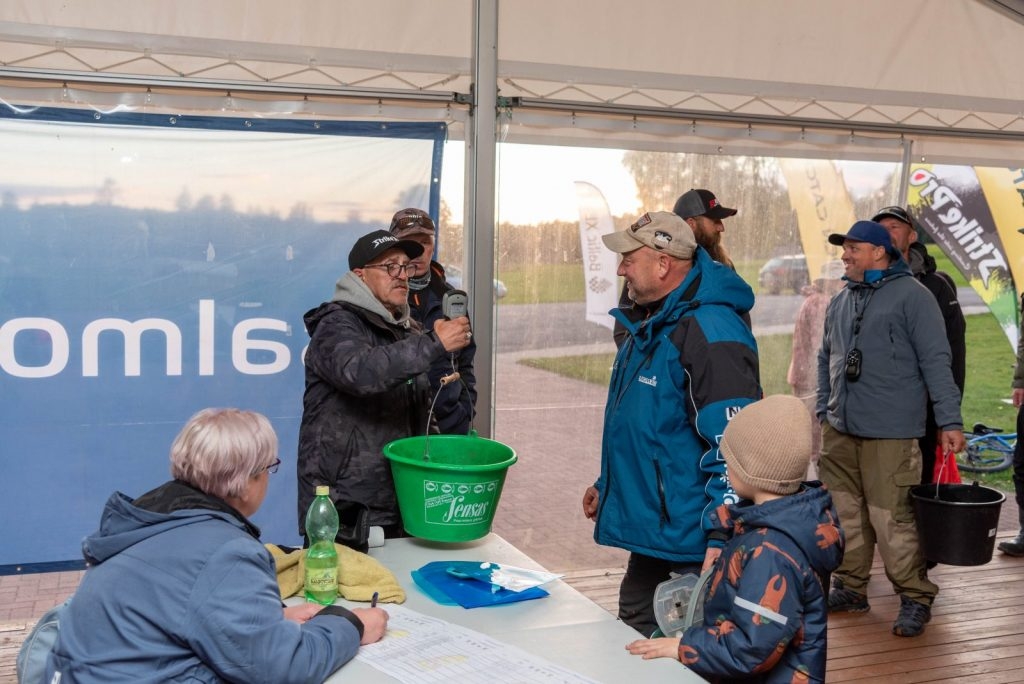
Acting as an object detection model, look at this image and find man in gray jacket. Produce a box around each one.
[817,220,965,638]
[297,230,471,540]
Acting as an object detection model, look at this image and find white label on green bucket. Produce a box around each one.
[422,479,500,525]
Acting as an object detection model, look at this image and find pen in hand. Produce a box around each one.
[371,591,379,608]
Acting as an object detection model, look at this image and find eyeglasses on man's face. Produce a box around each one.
[262,458,281,475]
[363,261,414,278]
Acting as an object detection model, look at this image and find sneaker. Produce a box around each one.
[998,534,1024,557]
[892,596,931,637]
[827,580,870,613]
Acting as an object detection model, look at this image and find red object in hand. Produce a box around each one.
[933,447,962,484]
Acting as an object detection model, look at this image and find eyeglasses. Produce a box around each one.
[363,262,414,278]
[262,458,281,475]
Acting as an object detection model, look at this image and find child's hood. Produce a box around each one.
[734,482,844,579]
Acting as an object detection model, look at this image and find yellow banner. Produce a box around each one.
[778,159,856,282]
[974,166,1024,309]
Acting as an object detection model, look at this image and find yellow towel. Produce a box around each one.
[266,543,406,604]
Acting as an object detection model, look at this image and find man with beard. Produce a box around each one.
[296,230,472,541]
[673,188,739,268]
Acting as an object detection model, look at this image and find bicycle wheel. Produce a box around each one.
[957,436,1014,473]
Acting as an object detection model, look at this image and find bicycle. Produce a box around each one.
[955,423,1017,473]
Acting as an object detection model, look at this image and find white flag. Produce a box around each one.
[574,181,620,330]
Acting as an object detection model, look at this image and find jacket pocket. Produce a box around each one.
[653,458,672,525]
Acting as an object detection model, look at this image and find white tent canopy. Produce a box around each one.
[1,0,1023,431]
[1,0,1023,159]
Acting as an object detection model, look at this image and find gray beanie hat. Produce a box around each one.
[720,395,812,495]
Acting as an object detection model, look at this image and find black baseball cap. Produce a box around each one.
[348,230,424,270]
[673,188,738,220]
[871,205,913,226]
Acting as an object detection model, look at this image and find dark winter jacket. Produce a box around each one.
[595,247,762,562]
[907,241,966,394]
[47,481,364,684]
[682,482,844,683]
[816,259,963,437]
[297,271,450,532]
[408,261,478,434]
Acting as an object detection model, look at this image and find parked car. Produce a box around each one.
[444,264,508,299]
[758,255,809,295]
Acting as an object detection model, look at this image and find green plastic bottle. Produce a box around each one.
[304,486,339,605]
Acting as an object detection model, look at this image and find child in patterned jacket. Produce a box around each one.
[627,394,844,683]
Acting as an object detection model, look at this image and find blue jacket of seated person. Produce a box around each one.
[46,480,365,684]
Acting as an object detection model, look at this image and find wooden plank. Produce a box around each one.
[563,552,1024,683]
[0,622,31,684]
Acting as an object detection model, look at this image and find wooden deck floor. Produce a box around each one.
[563,528,1024,683]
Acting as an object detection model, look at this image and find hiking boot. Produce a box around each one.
[998,533,1024,557]
[892,596,931,637]
[827,581,870,613]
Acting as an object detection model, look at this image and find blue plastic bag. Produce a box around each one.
[412,561,549,608]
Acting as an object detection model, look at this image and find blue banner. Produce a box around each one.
[0,107,446,568]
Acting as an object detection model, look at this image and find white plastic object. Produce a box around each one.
[653,569,713,637]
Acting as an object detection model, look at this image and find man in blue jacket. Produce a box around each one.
[817,220,965,638]
[582,211,762,637]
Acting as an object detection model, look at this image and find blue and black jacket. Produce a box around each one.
[594,247,762,562]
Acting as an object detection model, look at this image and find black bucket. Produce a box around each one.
[910,483,1005,566]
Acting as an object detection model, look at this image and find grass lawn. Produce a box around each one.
[517,311,1018,490]
[498,264,585,304]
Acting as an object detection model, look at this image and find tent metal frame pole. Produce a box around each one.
[466,0,498,439]
[508,96,1024,143]
[897,139,914,208]
[0,67,462,104]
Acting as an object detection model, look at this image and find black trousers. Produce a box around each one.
[1013,405,1024,529]
[918,403,940,485]
[617,552,702,638]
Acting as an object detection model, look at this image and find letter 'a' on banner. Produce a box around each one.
[574,181,620,330]
[778,159,856,282]
[907,164,1019,348]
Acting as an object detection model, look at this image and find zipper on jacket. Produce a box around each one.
[653,459,671,525]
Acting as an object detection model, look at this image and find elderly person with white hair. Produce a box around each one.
[46,408,387,684]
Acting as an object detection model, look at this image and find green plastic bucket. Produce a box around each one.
[383,435,517,542]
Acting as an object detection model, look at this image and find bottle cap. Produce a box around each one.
[315,485,329,497]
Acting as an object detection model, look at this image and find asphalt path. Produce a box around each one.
[494,287,986,354]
